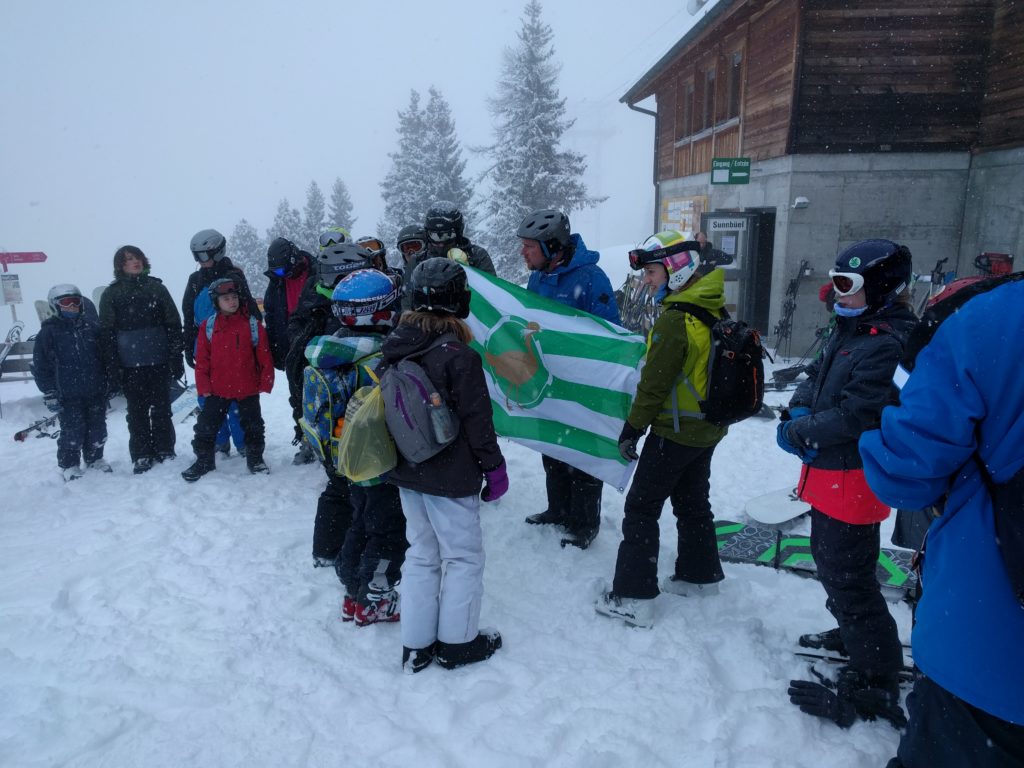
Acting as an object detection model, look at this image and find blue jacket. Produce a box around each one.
[526,234,621,324]
[860,279,1024,725]
[32,312,108,401]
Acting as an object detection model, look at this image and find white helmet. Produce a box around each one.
[47,284,83,314]
[634,230,701,291]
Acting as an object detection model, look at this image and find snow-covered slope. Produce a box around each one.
[0,378,909,767]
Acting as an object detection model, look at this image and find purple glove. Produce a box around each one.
[481,461,509,502]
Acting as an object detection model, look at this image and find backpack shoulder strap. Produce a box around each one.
[205,314,216,341]
[667,302,726,327]
[248,315,259,347]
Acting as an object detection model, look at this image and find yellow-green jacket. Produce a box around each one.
[626,269,728,447]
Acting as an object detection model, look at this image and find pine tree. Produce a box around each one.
[300,181,326,253]
[228,219,268,298]
[378,89,435,247]
[327,177,357,234]
[267,198,304,249]
[422,87,473,219]
[477,0,604,282]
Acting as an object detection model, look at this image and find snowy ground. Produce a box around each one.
[0,370,910,768]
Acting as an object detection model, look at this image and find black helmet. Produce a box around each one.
[190,229,227,263]
[267,237,300,275]
[317,243,374,288]
[424,201,465,245]
[517,209,571,257]
[833,239,912,309]
[207,277,240,302]
[397,224,427,262]
[410,258,471,318]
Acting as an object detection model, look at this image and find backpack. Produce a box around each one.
[379,334,460,464]
[896,271,1024,606]
[205,313,259,346]
[299,363,357,468]
[667,303,767,428]
[337,372,397,482]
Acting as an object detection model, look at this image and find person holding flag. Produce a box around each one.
[596,231,726,628]
[517,209,621,550]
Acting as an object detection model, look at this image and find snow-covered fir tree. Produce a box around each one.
[378,89,435,247]
[327,177,356,234]
[422,86,473,222]
[477,0,603,282]
[228,219,267,298]
[300,181,326,253]
[266,198,304,252]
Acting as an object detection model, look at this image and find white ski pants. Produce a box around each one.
[399,489,485,649]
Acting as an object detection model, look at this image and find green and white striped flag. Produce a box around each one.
[463,267,647,491]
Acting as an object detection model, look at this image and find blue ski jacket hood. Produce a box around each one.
[526,234,621,324]
[860,278,1024,725]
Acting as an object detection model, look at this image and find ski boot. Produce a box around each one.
[525,509,567,526]
[594,591,654,628]
[86,459,113,473]
[799,627,848,656]
[403,643,436,674]
[435,630,502,670]
[62,465,85,482]
[354,587,400,627]
[133,457,154,475]
[661,575,721,597]
[247,455,270,474]
[341,593,357,623]
[181,457,215,482]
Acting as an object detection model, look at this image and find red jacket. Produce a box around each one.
[195,311,274,399]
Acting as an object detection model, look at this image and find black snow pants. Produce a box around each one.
[612,436,724,599]
[810,508,904,679]
[122,364,175,461]
[542,455,603,536]
[57,396,107,469]
[192,395,265,463]
[335,482,407,599]
[313,470,353,562]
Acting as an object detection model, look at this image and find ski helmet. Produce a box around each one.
[409,258,471,318]
[267,237,301,277]
[831,239,912,308]
[517,209,571,258]
[316,242,374,289]
[318,226,350,251]
[207,277,240,302]
[330,269,402,330]
[47,284,83,315]
[397,224,427,261]
[355,236,387,263]
[630,231,702,291]
[190,229,227,263]
[424,201,465,244]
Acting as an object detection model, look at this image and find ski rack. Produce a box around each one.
[772,260,811,360]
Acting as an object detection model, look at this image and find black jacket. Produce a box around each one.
[181,258,261,363]
[381,322,504,497]
[32,312,108,400]
[789,303,917,471]
[284,277,342,405]
[263,254,312,370]
[98,273,183,371]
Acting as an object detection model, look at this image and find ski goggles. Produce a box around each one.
[628,241,692,270]
[427,229,458,244]
[211,280,240,297]
[319,231,348,249]
[271,266,287,277]
[399,238,427,256]
[356,238,385,254]
[55,295,82,310]
[828,270,865,297]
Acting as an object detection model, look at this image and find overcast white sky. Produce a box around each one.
[1,0,709,330]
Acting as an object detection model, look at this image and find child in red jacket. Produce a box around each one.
[183,278,274,481]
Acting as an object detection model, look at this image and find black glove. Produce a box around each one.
[184,348,195,369]
[169,356,185,382]
[849,686,908,729]
[617,421,644,462]
[787,680,857,728]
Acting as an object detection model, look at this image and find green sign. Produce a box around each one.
[711,157,751,185]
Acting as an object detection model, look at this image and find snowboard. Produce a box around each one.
[169,381,200,423]
[744,486,810,525]
[715,520,918,599]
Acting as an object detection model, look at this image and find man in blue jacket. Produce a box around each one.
[518,209,621,549]
[860,276,1024,766]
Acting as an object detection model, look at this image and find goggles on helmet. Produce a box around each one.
[828,270,865,297]
[628,240,691,270]
[55,295,83,311]
[271,266,287,278]
[319,231,348,249]
[211,280,239,297]
[399,238,427,256]
[357,238,385,254]
[193,250,215,263]
[427,229,458,244]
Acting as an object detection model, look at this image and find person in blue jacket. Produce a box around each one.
[860,277,1024,767]
[517,209,621,549]
[32,285,112,481]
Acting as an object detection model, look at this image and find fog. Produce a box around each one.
[0,0,706,332]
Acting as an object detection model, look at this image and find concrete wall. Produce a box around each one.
[960,147,1024,270]
[658,152,972,356]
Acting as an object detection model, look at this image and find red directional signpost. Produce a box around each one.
[0,252,47,272]
[0,252,47,324]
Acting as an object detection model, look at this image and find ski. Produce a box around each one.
[794,649,918,685]
[14,414,60,442]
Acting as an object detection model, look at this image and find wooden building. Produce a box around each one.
[622,0,1024,353]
